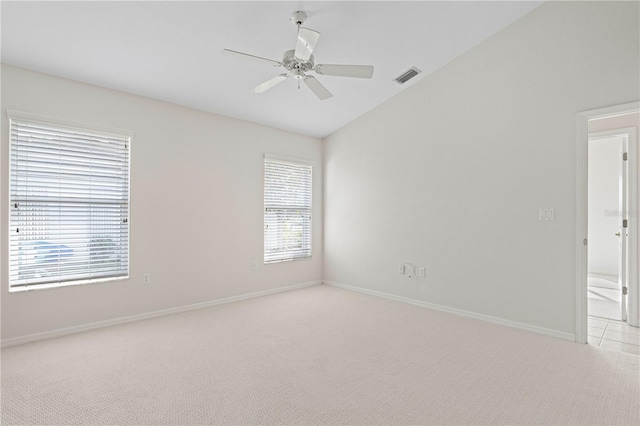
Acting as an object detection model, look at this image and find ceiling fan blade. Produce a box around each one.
[294,27,320,61]
[253,74,288,94]
[314,64,374,79]
[304,76,332,100]
[222,49,282,67]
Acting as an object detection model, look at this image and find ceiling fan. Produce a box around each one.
[222,11,374,100]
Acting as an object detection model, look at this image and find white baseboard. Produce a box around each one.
[1,281,322,348]
[323,281,576,342]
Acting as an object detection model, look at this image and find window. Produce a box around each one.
[8,112,131,291]
[264,155,312,263]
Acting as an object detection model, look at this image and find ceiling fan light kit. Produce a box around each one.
[223,10,374,100]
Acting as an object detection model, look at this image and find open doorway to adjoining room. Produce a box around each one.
[577,103,640,355]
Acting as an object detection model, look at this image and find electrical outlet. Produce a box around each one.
[418,267,426,278]
[401,263,415,278]
[143,273,151,285]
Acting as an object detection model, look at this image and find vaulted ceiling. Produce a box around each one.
[1,1,542,138]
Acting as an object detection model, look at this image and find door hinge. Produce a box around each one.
[623,219,628,228]
[622,286,628,296]
[623,152,628,161]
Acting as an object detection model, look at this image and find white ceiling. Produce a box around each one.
[1,1,542,138]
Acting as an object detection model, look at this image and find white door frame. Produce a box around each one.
[576,101,640,344]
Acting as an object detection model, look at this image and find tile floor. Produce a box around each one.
[588,316,640,356]
[587,286,621,320]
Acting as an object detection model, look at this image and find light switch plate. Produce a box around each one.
[538,208,555,221]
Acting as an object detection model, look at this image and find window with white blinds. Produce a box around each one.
[264,156,312,263]
[8,114,131,290]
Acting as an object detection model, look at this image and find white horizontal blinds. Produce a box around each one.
[264,158,312,263]
[9,119,130,288]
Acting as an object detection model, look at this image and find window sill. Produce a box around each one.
[9,276,129,293]
[264,256,312,265]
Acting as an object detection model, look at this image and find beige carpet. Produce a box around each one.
[2,285,639,425]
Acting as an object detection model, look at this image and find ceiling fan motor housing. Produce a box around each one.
[282,49,314,76]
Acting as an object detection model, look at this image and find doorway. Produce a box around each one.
[587,130,634,322]
[576,102,640,346]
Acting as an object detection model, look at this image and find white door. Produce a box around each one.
[588,135,624,320]
[587,131,637,323]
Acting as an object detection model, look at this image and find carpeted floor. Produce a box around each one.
[2,285,639,425]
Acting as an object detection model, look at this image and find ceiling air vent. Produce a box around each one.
[394,67,422,84]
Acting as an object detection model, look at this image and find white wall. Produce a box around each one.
[1,65,323,341]
[590,113,640,134]
[323,1,639,336]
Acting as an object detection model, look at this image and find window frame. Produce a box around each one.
[263,154,313,264]
[7,110,133,292]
